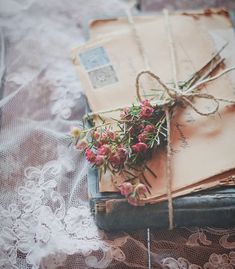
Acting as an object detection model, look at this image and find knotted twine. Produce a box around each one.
[128,8,235,229]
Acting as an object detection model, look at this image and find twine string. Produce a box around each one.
[165,106,174,230]
[125,7,151,70]
[164,9,175,230]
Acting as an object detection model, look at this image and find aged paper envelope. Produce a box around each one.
[73,12,235,201]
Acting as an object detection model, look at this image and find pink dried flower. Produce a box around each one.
[138,132,147,142]
[95,155,105,166]
[85,149,96,163]
[117,147,127,161]
[127,193,138,206]
[144,124,155,133]
[135,183,148,196]
[120,182,134,196]
[132,142,148,153]
[130,124,144,135]
[107,130,116,140]
[141,99,151,107]
[97,144,111,156]
[100,133,108,144]
[109,154,122,167]
[75,139,88,151]
[120,107,130,119]
[92,131,100,140]
[140,106,154,119]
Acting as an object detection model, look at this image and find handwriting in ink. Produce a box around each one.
[175,122,189,149]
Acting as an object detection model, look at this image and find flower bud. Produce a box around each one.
[135,183,148,196]
[107,130,116,140]
[144,124,155,133]
[97,144,111,156]
[117,147,127,161]
[75,139,88,151]
[138,132,147,142]
[70,127,81,138]
[141,99,151,107]
[120,182,134,196]
[95,155,105,166]
[120,107,130,119]
[140,106,154,119]
[85,149,96,163]
[92,131,100,140]
[127,193,138,206]
[132,142,148,153]
[100,133,108,144]
[109,154,121,167]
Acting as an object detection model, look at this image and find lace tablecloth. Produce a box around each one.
[0,1,234,268]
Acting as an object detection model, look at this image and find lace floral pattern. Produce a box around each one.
[162,252,235,269]
[160,229,235,269]
[204,252,235,269]
[162,257,202,269]
[50,86,83,119]
[0,161,126,269]
[186,230,212,247]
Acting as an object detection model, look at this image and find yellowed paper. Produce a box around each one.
[73,13,235,201]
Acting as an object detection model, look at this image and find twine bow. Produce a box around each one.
[136,67,235,117]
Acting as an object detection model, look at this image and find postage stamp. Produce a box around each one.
[88,65,118,89]
[79,47,110,70]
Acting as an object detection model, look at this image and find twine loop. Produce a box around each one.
[136,70,221,117]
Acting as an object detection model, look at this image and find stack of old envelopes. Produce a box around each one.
[73,9,235,231]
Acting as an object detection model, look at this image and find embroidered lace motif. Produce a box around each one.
[0,161,126,269]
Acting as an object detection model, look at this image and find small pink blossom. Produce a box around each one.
[107,130,116,140]
[135,184,148,196]
[120,107,130,119]
[138,132,147,142]
[95,155,105,166]
[132,142,148,153]
[97,144,111,156]
[140,106,154,119]
[117,147,127,161]
[120,182,134,196]
[100,133,108,144]
[75,140,88,151]
[85,149,96,163]
[141,100,152,107]
[109,154,122,167]
[92,131,100,140]
[127,193,138,206]
[144,124,155,133]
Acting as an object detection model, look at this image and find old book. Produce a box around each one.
[73,10,235,230]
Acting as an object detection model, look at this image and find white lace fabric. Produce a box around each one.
[0,1,234,268]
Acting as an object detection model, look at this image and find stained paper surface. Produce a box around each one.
[73,12,235,201]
